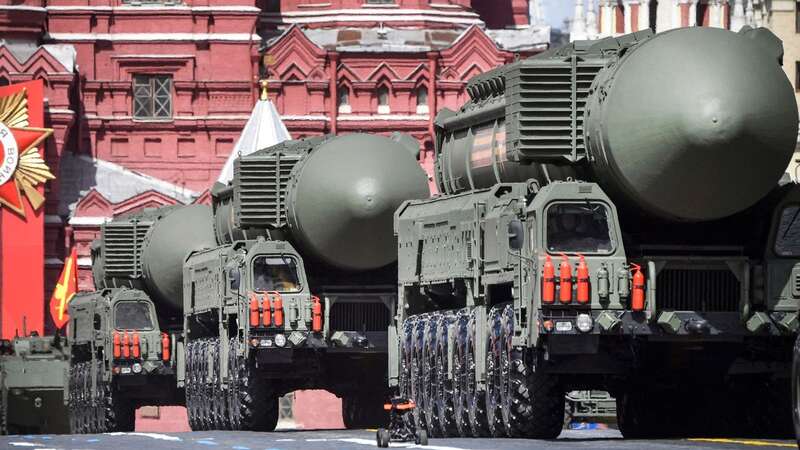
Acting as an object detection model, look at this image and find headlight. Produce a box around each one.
[274,334,286,348]
[132,362,143,374]
[576,314,593,333]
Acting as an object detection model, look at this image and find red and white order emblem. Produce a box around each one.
[0,122,19,186]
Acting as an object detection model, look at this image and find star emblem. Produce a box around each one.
[0,89,54,217]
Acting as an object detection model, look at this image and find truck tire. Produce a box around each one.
[452,311,471,437]
[500,305,563,439]
[434,313,458,437]
[793,334,800,445]
[230,338,278,431]
[466,312,489,437]
[199,339,212,430]
[227,337,241,430]
[485,306,507,437]
[186,340,199,430]
[67,361,81,433]
[398,317,416,432]
[422,314,442,437]
[616,388,662,439]
[342,395,387,429]
[410,315,429,433]
[211,338,230,430]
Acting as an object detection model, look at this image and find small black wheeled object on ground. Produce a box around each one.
[376,397,427,447]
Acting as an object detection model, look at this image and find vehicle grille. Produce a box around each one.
[506,61,603,162]
[102,221,151,278]
[234,152,301,229]
[656,268,741,312]
[329,302,390,332]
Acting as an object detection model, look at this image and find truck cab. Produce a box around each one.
[67,288,180,433]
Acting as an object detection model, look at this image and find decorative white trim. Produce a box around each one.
[48,33,260,42]
[77,257,93,268]
[69,216,110,226]
[0,5,46,13]
[281,115,331,121]
[273,8,479,18]
[47,108,76,115]
[46,5,260,12]
[337,114,429,121]
[267,14,483,25]
[84,114,251,121]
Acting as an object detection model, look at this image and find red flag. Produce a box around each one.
[49,247,78,329]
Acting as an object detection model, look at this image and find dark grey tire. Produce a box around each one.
[410,315,429,433]
[466,312,490,437]
[793,334,800,446]
[343,394,389,429]
[422,314,441,437]
[500,306,563,439]
[452,311,470,437]
[434,313,458,437]
[233,341,277,431]
[485,306,507,437]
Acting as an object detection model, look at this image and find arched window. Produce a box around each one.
[377,85,390,114]
[338,85,351,114]
[416,86,429,114]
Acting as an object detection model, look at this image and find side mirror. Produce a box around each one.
[508,219,524,251]
[228,268,241,291]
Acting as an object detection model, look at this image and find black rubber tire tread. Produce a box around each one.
[422,313,442,437]
[210,338,228,430]
[186,340,198,430]
[198,339,209,430]
[742,376,793,439]
[410,315,429,433]
[617,387,663,439]
[236,342,277,431]
[452,311,470,437]
[67,361,81,433]
[434,313,458,437]
[466,312,490,437]
[794,335,800,446]
[500,305,563,439]
[485,306,507,437]
[399,317,416,432]
[227,337,242,430]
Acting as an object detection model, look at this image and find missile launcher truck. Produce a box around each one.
[392,26,800,440]
[66,133,430,432]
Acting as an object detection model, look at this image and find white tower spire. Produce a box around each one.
[586,0,599,38]
[730,0,746,31]
[570,0,588,41]
[529,0,545,27]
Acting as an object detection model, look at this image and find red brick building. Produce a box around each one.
[0,0,549,332]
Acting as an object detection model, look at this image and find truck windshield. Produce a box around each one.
[775,205,800,256]
[252,256,301,293]
[546,202,613,254]
[114,302,154,330]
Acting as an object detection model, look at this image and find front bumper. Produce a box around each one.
[540,310,798,340]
